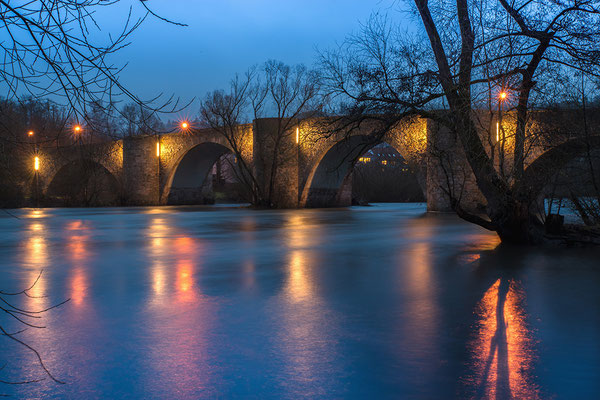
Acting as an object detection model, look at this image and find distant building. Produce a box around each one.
[357,143,409,170]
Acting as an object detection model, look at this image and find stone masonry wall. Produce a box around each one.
[253,118,298,208]
[123,135,159,205]
[32,114,521,211]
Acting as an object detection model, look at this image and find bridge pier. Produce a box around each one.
[426,121,485,212]
[37,117,486,211]
[252,119,299,208]
[123,135,160,205]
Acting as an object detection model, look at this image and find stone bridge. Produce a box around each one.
[33,116,488,211]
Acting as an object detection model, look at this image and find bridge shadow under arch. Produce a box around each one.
[164,142,239,205]
[45,159,121,206]
[301,135,422,208]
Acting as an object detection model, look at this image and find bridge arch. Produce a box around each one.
[44,159,122,206]
[300,135,422,208]
[161,141,236,205]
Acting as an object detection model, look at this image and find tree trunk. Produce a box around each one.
[492,203,546,244]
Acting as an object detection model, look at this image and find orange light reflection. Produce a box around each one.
[148,217,170,301]
[174,237,198,303]
[275,212,337,387]
[21,219,49,308]
[66,220,91,306]
[286,250,313,304]
[465,278,539,399]
[395,218,440,381]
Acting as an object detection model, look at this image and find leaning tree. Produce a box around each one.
[322,0,600,244]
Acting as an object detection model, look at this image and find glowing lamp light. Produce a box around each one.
[28,130,34,136]
[181,121,189,130]
[34,156,40,171]
[156,141,161,157]
[74,125,82,133]
[499,91,507,100]
[296,127,299,144]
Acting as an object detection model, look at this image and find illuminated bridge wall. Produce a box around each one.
[34,117,486,212]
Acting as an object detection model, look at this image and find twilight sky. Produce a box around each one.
[101,0,400,115]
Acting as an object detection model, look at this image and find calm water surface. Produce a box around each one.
[0,204,599,399]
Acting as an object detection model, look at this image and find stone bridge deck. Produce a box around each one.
[32,116,502,211]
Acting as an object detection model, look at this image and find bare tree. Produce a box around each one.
[322,1,600,244]
[1,272,69,389]
[200,61,324,207]
[0,0,184,115]
[120,103,164,137]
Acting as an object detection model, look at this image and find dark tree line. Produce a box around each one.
[0,97,172,207]
[353,160,425,204]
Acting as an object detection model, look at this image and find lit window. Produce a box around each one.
[381,160,387,166]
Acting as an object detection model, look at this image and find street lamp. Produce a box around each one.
[497,91,508,142]
[28,130,34,137]
[181,121,189,130]
[74,125,82,134]
[33,155,40,207]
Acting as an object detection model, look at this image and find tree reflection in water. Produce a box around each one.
[464,277,540,400]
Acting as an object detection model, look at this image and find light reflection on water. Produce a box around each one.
[464,279,539,400]
[21,217,49,311]
[144,215,216,398]
[0,204,599,399]
[66,220,91,307]
[275,214,339,398]
[149,217,169,299]
[394,218,439,391]
[284,214,317,304]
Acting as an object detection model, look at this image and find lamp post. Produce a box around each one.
[73,124,83,149]
[296,125,301,207]
[33,155,39,207]
[72,123,86,200]
[496,91,508,174]
[498,91,507,143]
[28,130,39,206]
[73,124,83,151]
[156,133,161,203]
[73,124,83,158]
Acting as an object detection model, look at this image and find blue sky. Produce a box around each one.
[100,0,400,114]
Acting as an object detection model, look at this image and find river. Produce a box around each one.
[0,204,599,399]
